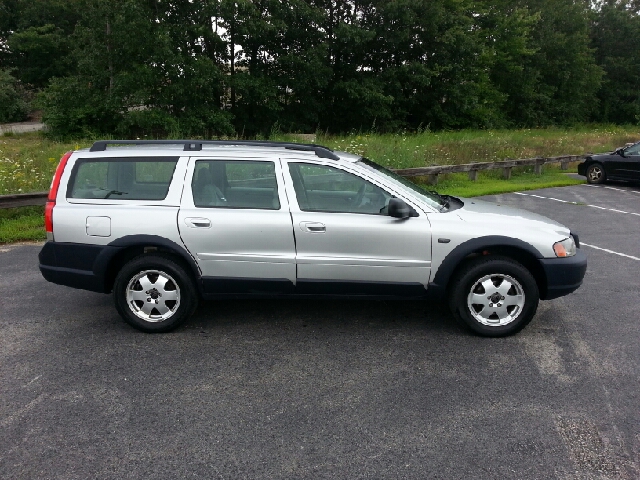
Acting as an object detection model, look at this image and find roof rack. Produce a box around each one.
[89,140,340,160]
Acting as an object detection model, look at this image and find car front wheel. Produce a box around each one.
[586,163,606,184]
[449,256,539,337]
[113,254,198,333]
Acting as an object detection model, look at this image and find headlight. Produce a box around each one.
[553,236,577,257]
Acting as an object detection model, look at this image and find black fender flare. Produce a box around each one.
[93,235,201,292]
[429,236,544,296]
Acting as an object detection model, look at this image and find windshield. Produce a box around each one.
[356,158,447,210]
[624,142,640,156]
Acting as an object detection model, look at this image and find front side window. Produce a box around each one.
[192,160,280,210]
[357,158,446,210]
[289,163,392,215]
[68,157,178,200]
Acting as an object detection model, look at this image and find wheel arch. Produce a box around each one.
[94,235,201,293]
[430,236,546,299]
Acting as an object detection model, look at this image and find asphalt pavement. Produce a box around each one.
[1,182,639,479]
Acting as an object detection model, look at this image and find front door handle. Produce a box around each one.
[300,221,326,233]
[185,217,211,228]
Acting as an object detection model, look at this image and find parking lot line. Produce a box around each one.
[581,243,640,261]
[513,192,640,217]
[581,184,640,195]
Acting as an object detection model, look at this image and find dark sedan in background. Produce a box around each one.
[578,141,640,184]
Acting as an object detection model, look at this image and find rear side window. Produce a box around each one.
[67,157,178,200]
[192,160,280,210]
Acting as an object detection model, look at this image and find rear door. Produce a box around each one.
[282,160,432,296]
[178,157,296,294]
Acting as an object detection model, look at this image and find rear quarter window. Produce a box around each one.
[67,157,178,200]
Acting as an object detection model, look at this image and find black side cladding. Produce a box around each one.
[39,235,201,294]
[39,242,113,292]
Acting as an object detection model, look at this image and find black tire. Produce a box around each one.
[586,163,606,184]
[448,256,539,337]
[113,254,198,333]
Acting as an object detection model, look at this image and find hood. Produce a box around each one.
[455,197,570,236]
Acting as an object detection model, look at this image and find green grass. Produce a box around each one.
[0,133,92,195]
[425,166,584,197]
[1,125,632,242]
[2,125,638,195]
[312,124,640,169]
[0,206,46,244]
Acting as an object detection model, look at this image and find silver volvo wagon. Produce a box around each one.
[39,140,587,336]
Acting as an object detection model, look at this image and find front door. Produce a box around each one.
[178,158,296,294]
[611,144,640,180]
[283,161,432,296]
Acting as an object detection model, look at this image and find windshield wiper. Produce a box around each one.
[428,190,450,211]
[93,187,128,199]
[104,190,127,199]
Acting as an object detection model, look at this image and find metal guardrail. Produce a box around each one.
[0,192,49,209]
[393,154,586,184]
[0,154,585,209]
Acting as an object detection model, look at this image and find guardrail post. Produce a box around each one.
[468,170,478,181]
[427,174,438,185]
[502,167,512,180]
[534,159,544,175]
[560,160,569,170]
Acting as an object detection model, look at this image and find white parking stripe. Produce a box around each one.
[513,192,640,216]
[581,243,640,261]
[582,184,640,195]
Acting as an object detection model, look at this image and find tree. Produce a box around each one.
[591,0,640,123]
[502,0,603,126]
[0,0,81,86]
[41,0,234,137]
[0,68,29,122]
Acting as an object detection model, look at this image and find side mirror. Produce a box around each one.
[615,147,626,157]
[388,198,411,219]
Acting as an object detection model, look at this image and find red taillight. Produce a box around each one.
[45,151,72,234]
[44,201,55,232]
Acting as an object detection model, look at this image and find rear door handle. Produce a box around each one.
[300,221,326,233]
[185,217,211,228]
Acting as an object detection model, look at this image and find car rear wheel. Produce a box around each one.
[113,254,198,333]
[586,163,606,184]
[449,256,539,337]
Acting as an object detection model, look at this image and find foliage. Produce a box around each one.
[591,1,640,123]
[0,132,90,195]
[7,24,73,88]
[0,0,637,136]
[0,69,30,122]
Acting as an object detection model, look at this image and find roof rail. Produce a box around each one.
[89,140,340,160]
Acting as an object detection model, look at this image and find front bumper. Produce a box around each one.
[539,249,587,300]
[577,162,587,176]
